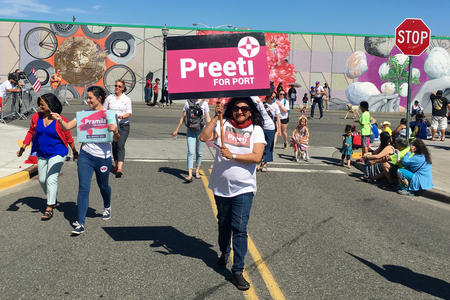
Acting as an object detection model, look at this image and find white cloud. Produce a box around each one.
[0,0,52,17]
[92,5,101,10]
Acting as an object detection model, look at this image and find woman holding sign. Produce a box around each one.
[104,79,132,178]
[200,97,265,291]
[18,93,78,220]
[51,86,120,235]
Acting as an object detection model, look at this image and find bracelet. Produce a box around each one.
[232,154,236,160]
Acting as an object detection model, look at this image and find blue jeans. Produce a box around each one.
[310,98,323,118]
[77,150,112,225]
[289,99,295,110]
[214,192,254,273]
[186,128,203,169]
[398,168,414,190]
[145,87,152,103]
[262,129,275,163]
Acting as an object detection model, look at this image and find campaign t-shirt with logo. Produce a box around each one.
[209,120,266,197]
[430,94,449,117]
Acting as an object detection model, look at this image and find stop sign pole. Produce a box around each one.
[395,18,430,144]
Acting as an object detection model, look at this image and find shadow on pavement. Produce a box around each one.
[6,197,102,224]
[346,252,450,299]
[103,226,231,281]
[310,156,341,165]
[427,144,450,151]
[158,167,188,180]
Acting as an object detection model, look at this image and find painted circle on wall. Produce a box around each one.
[53,36,107,86]
[23,60,54,86]
[50,23,79,37]
[104,31,136,63]
[103,64,136,94]
[81,25,112,39]
[24,27,57,59]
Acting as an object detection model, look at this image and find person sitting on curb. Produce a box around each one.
[397,138,433,196]
[392,118,407,137]
[361,132,394,182]
[382,121,392,136]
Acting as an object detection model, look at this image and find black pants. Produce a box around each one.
[112,123,130,162]
[152,93,159,105]
[161,90,171,105]
[311,98,323,118]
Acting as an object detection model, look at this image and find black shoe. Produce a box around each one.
[115,170,123,178]
[218,252,230,266]
[232,272,250,291]
[319,116,323,119]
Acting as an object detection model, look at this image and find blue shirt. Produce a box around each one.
[401,152,433,192]
[33,118,68,159]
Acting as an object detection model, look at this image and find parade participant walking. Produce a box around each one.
[172,98,211,182]
[252,95,279,172]
[340,124,353,168]
[276,91,290,149]
[162,76,171,107]
[18,93,78,220]
[301,93,308,113]
[310,81,325,119]
[50,69,62,90]
[152,78,160,107]
[51,86,120,235]
[288,84,297,109]
[429,90,449,141]
[267,91,282,149]
[199,97,265,291]
[104,79,132,178]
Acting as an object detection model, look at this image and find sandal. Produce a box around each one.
[261,164,268,172]
[41,206,54,221]
[195,173,201,179]
[115,169,123,178]
[184,176,193,183]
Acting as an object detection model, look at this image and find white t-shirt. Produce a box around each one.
[74,110,112,159]
[183,99,210,115]
[266,102,281,120]
[104,94,132,122]
[276,98,290,119]
[209,119,266,197]
[314,86,325,99]
[0,80,13,98]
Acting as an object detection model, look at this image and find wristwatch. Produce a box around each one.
[232,154,236,160]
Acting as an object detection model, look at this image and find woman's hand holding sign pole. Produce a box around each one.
[217,102,225,148]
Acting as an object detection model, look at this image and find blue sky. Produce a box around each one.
[0,0,448,36]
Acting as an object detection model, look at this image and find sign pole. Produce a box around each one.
[406,56,413,144]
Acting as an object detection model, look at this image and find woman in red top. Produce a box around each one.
[152,78,160,106]
[17,94,78,220]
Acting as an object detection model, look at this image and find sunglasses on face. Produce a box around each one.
[279,93,285,96]
[232,106,251,113]
[115,85,124,88]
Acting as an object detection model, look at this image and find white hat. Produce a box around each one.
[382,121,391,126]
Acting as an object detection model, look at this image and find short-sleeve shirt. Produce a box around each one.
[314,86,324,99]
[209,120,266,197]
[288,87,297,100]
[153,83,159,93]
[430,94,449,117]
[0,80,13,98]
[359,111,371,136]
[104,94,132,121]
[276,98,289,119]
[183,99,210,116]
[255,100,275,130]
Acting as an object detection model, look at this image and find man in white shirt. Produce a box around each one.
[0,73,21,112]
[310,81,325,119]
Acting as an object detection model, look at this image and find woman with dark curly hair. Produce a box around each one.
[18,93,78,220]
[200,97,265,291]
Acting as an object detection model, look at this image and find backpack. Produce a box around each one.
[184,99,205,131]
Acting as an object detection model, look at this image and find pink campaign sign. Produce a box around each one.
[167,33,270,99]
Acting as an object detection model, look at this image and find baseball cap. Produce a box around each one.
[315,81,320,84]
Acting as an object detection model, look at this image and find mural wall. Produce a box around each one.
[0,19,449,113]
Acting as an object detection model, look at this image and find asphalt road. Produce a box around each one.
[1,103,449,299]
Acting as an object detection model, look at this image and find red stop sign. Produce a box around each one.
[395,18,430,56]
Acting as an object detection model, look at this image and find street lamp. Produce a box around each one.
[161,25,169,105]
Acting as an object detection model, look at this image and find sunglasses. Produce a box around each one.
[115,85,124,88]
[232,106,251,113]
[279,93,285,96]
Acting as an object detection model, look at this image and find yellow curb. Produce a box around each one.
[352,152,362,159]
[0,165,37,191]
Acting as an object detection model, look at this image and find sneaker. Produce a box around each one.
[71,224,85,235]
[217,252,230,266]
[397,189,414,196]
[232,272,250,290]
[102,207,111,220]
[72,221,80,228]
